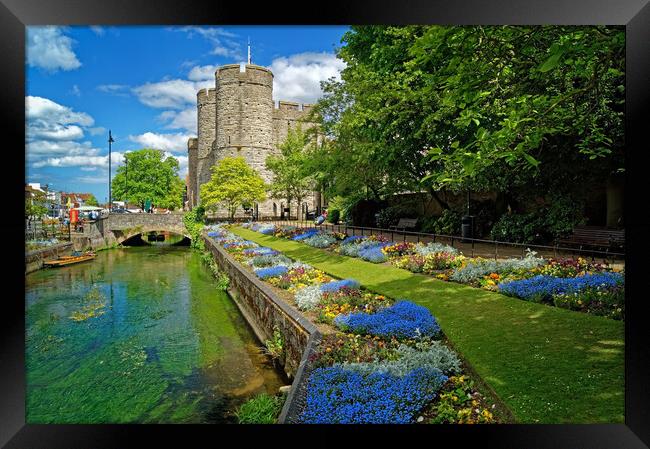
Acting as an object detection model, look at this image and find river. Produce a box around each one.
[25,244,286,423]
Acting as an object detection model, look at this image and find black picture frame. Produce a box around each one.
[4,0,649,447]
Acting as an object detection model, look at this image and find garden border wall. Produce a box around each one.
[25,242,74,274]
[203,233,321,423]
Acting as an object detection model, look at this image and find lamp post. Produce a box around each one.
[108,130,114,212]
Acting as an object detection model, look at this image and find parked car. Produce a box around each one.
[111,208,133,214]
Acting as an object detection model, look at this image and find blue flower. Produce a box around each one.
[292,230,320,241]
[341,235,365,245]
[254,265,288,279]
[319,279,360,293]
[499,272,624,301]
[300,366,447,424]
[334,301,441,339]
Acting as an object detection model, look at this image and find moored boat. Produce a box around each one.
[43,252,96,267]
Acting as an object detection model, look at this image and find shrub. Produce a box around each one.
[327,209,340,224]
[334,301,441,339]
[236,393,284,424]
[254,265,288,279]
[498,272,624,302]
[421,209,462,235]
[375,207,401,228]
[300,366,447,424]
[340,340,462,377]
[295,285,324,310]
[490,212,547,244]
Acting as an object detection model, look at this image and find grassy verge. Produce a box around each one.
[231,226,624,424]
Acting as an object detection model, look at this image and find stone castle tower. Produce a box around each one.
[187,63,320,217]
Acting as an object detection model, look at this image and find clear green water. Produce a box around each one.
[25,246,286,423]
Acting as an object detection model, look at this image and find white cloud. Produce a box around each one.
[96,84,130,97]
[158,108,196,133]
[269,52,345,104]
[90,26,105,36]
[187,64,218,81]
[27,26,81,72]
[89,126,106,136]
[30,125,85,141]
[80,166,98,172]
[33,152,124,169]
[173,26,243,61]
[77,175,109,184]
[132,79,212,109]
[26,96,97,156]
[26,96,94,127]
[129,132,194,154]
[70,84,81,97]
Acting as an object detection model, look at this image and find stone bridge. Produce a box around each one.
[90,213,189,246]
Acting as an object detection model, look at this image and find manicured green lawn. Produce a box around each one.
[231,226,624,424]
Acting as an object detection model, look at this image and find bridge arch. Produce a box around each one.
[99,213,191,245]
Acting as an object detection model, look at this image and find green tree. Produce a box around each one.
[265,125,313,218]
[25,189,48,219]
[111,149,185,210]
[85,194,99,206]
[200,156,267,219]
[311,26,624,214]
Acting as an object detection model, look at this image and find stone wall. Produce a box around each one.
[203,233,321,423]
[25,242,73,274]
[196,88,216,203]
[203,233,320,379]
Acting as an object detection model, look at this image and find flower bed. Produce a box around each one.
[241,224,625,319]
[205,223,501,424]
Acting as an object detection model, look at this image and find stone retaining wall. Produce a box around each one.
[203,233,321,423]
[25,242,74,274]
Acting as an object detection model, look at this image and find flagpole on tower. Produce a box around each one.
[247,37,251,64]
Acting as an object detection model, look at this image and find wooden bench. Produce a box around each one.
[390,218,418,232]
[556,225,625,252]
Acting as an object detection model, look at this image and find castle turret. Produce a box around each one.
[213,64,275,214]
[195,87,216,203]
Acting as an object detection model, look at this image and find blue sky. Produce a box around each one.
[26,25,349,203]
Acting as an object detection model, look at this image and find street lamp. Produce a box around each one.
[108,130,114,212]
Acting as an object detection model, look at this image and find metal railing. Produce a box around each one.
[262,219,625,263]
[25,220,72,242]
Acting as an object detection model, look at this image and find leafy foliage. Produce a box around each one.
[265,125,313,217]
[236,393,283,424]
[111,149,184,210]
[200,157,267,219]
